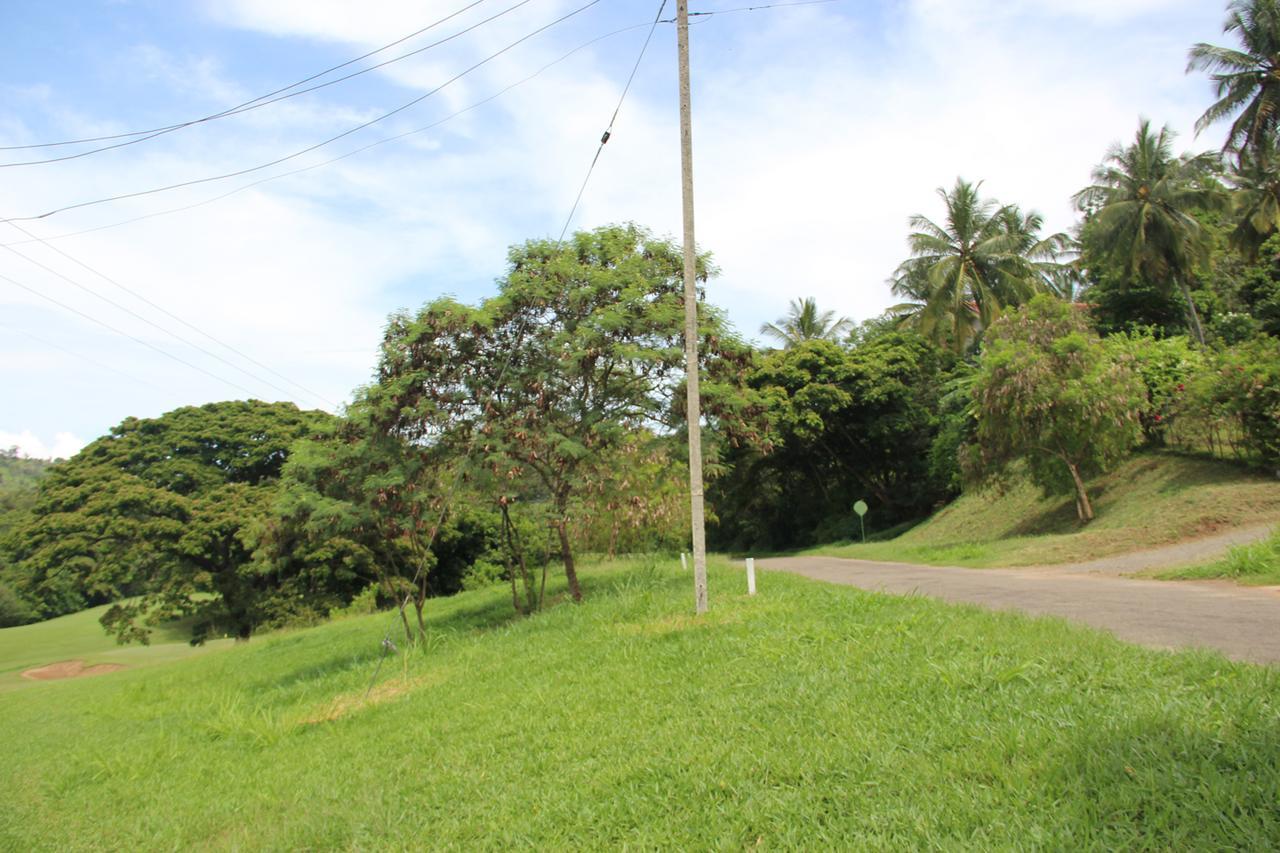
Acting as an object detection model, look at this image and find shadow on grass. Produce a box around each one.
[1043,709,1280,846]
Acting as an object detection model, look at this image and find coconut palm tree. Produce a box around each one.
[759,297,853,348]
[889,179,1072,353]
[1228,134,1280,257]
[1188,0,1280,157]
[1073,119,1225,344]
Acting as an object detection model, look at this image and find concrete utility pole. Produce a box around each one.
[677,0,708,614]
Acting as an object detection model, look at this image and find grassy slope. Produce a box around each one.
[1,558,1277,849]
[0,604,232,692]
[806,453,1280,567]
[1153,527,1280,586]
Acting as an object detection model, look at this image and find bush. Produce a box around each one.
[1103,331,1203,446]
[1184,338,1280,470]
[0,581,37,628]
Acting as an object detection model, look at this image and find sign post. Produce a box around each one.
[853,500,868,543]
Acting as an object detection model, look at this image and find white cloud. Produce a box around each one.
[0,0,1234,444]
[0,430,85,460]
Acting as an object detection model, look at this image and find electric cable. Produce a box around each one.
[0,19,660,250]
[0,0,494,152]
[2,219,338,408]
[1,233,334,409]
[364,0,669,697]
[1,322,171,394]
[2,0,605,223]
[0,271,260,397]
[1,0,536,168]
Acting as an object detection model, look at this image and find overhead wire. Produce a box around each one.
[0,0,494,152]
[0,234,334,408]
[1,219,338,408]
[0,271,260,397]
[1,321,171,394]
[1,0,605,223]
[364,0,670,697]
[0,19,661,250]
[0,0,537,168]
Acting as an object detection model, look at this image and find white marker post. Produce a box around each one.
[746,558,756,596]
[680,552,688,572]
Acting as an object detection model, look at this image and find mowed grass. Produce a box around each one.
[2,558,1278,849]
[1154,527,1280,586]
[806,452,1280,567]
[0,603,231,692]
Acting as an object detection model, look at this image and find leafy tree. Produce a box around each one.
[1236,232,1280,334]
[1074,119,1226,343]
[709,329,954,549]
[759,297,853,348]
[367,224,756,602]
[890,178,1072,353]
[1188,0,1280,157]
[1226,136,1280,256]
[971,296,1145,523]
[2,401,333,641]
[254,404,505,642]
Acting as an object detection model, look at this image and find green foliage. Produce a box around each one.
[972,296,1145,521]
[710,330,955,548]
[1236,232,1280,334]
[1184,336,1280,468]
[2,559,1278,848]
[1,401,333,642]
[1156,526,1280,584]
[759,297,852,348]
[1074,120,1226,343]
[1103,330,1205,445]
[0,582,36,628]
[367,223,757,601]
[890,178,1073,353]
[1188,0,1280,156]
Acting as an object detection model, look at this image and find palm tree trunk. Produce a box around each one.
[1178,278,1206,345]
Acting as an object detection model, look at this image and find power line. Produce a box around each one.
[0,0,494,153]
[0,271,260,397]
[1,0,536,168]
[0,19,662,250]
[365,0,670,695]
[2,0,604,223]
[559,0,669,241]
[688,0,839,15]
[1,321,170,394]
[0,233,335,408]
[2,219,338,409]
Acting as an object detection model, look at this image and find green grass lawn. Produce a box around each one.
[1,557,1277,849]
[804,453,1280,567]
[1152,527,1280,586]
[0,603,232,693]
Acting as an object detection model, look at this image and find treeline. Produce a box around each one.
[2,0,1279,640]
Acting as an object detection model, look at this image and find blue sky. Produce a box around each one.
[0,0,1232,457]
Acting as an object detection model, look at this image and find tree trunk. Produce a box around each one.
[1178,278,1206,345]
[556,518,582,602]
[1066,461,1094,523]
[396,597,414,645]
[413,597,427,642]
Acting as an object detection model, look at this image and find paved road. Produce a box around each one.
[761,532,1280,665]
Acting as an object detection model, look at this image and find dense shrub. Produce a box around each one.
[1184,338,1280,470]
[1103,331,1204,446]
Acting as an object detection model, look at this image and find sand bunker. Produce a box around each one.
[21,660,126,681]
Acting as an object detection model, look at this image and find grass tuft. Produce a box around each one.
[804,453,1280,567]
